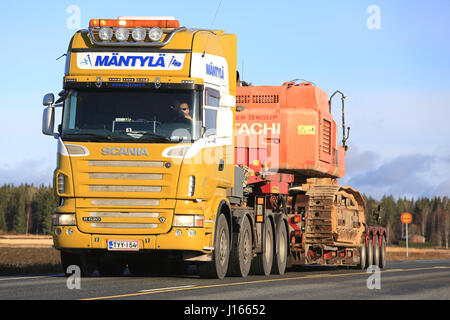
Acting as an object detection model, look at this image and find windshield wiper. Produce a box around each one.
[62,132,113,142]
[116,131,173,142]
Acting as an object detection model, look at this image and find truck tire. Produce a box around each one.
[357,244,367,270]
[228,216,252,277]
[373,234,380,268]
[366,237,373,267]
[272,220,288,275]
[61,251,96,277]
[251,219,273,276]
[198,214,230,279]
[379,235,387,269]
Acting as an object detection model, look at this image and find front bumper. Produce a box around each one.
[53,224,214,253]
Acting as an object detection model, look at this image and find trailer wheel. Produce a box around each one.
[61,251,96,277]
[366,237,374,267]
[228,216,252,277]
[357,244,367,270]
[373,234,380,268]
[379,235,387,269]
[198,214,230,279]
[272,220,288,275]
[251,219,273,276]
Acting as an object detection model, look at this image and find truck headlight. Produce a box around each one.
[173,215,204,228]
[115,27,129,41]
[131,27,146,41]
[52,213,76,226]
[98,27,113,41]
[148,27,163,42]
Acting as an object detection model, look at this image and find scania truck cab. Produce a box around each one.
[42,17,237,278]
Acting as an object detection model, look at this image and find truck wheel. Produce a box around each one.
[373,234,380,268]
[61,251,96,277]
[357,244,367,270]
[379,235,387,269]
[228,216,252,277]
[366,237,373,267]
[198,214,230,279]
[97,254,126,277]
[272,220,288,275]
[251,219,274,276]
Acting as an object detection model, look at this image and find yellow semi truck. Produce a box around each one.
[43,16,386,279]
[43,17,240,278]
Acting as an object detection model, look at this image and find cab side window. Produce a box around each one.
[204,88,220,136]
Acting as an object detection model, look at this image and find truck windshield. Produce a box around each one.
[61,89,201,143]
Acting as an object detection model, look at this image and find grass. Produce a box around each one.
[0,247,62,275]
[397,240,437,248]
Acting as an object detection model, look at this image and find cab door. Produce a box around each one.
[203,87,234,188]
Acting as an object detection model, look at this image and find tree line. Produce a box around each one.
[365,195,450,248]
[0,183,449,248]
[0,184,58,235]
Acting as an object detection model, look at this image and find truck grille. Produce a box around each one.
[69,145,181,235]
[88,160,164,167]
[72,158,176,199]
[76,208,173,235]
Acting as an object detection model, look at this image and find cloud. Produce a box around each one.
[340,147,450,199]
[0,159,54,186]
[343,145,379,174]
[349,154,433,187]
[427,178,450,198]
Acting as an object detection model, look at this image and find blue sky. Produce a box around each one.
[0,0,449,200]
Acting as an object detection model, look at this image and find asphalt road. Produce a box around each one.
[0,259,449,302]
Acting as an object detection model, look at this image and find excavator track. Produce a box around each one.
[303,179,366,248]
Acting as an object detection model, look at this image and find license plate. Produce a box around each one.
[107,240,139,251]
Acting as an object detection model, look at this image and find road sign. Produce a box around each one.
[401,212,412,257]
[401,212,412,224]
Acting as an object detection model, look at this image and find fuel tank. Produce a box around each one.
[235,81,346,180]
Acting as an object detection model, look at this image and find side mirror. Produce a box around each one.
[43,93,55,106]
[42,106,55,136]
[216,107,233,138]
[219,95,235,108]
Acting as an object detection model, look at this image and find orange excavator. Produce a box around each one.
[232,77,387,272]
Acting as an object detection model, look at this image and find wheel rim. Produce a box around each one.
[265,229,272,262]
[243,229,251,265]
[360,245,366,269]
[279,229,287,263]
[219,229,228,266]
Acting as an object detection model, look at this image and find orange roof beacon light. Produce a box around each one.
[88,16,184,47]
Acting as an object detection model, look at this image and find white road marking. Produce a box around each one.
[0,274,62,282]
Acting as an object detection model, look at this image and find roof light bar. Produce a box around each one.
[88,17,184,47]
[89,18,180,29]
